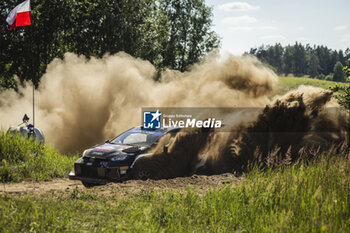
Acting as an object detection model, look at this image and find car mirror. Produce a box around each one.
[105,140,110,143]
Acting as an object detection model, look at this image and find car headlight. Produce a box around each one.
[110,153,128,161]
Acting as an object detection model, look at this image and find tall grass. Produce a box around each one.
[0,153,349,232]
[0,131,78,182]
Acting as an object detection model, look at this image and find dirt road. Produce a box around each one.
[0,173,240,196]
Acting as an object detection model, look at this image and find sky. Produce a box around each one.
[205,0,349,55]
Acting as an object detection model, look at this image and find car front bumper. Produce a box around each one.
[69,170,110,184]
[69,165,130,184]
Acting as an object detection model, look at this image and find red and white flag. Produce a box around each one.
[6,0,32,30]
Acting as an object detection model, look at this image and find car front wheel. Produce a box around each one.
[135,169,151,180]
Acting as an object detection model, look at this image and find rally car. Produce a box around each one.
[69,126,180,187]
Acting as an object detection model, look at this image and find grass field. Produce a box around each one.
[0,154,349,232]
[273,76,337,96]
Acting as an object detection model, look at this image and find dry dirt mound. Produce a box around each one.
[0,173,240,196]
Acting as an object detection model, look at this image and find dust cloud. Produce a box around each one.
[133,86,349,178]
[1,52,348,178]
[0,52,278,153]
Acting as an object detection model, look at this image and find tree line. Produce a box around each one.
[248,43,350,82]
[0,0,220,90]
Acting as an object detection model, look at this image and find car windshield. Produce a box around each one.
[110,128,164,147]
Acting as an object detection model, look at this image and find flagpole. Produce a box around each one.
[33,74,35,129]
[30,24,34,130]
[7,0,35,132]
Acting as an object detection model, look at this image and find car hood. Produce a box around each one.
[84,144,139,159]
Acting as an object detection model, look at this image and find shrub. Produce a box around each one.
[325,73,334,81]
[0,131,77,182]
[315,74,325,80]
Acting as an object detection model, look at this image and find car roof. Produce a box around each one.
[135,125,180,134]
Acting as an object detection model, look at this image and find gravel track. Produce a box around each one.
[0,173,241,196]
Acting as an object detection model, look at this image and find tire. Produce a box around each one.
[134,169,151,180]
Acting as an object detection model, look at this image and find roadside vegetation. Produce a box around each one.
[0,131,77,182]
[330,59,350,110]
[0,0,219,89]
[0,151,349,232]
[249,43,349,82]
[273,76,338,96]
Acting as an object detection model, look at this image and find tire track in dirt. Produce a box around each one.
[0,173,241,196]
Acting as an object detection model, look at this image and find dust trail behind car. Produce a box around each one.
[0,52,277,153]
[132,86,349,178]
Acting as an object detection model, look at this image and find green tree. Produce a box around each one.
[249,43,349,78]
[160,0,220,71]
[283,45,295,75]
[0,0,90,87]
[0,0,220,89]
[343,60,350,77]
[316,46,332,75]
[307,53,320,78]
[331,59,350,110]
[262,44,284,74]
[271,44,284,74]
[293,42,307,76]
[333,61,346,82]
